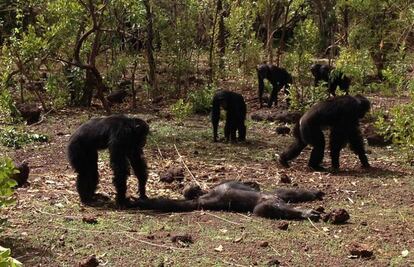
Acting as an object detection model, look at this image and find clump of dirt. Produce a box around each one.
[259,241,269,248]
[171,233,193,244]
[277,221,289,230]
[275,126,290,135]
[278,173,291,184]
[348,243,374,258]
[267,258,281,266]
[78,255,99,267]
[364,125,392,147]
[250,110,302,123]
[160,167,185,183]
[82,215,98,224]
[12,161,30,187]
[322,209,350,224]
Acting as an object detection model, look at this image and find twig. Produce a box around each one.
[173,144,202,188]
[156,144,164,160]
[53,224,188,251]
[307,218,329,236]
[203,211,241,226]
[222,260,248,267]
[126,234,189,251]
[29,108,55,127]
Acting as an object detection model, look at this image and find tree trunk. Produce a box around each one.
[276,1,292,66]
[143,0,157,95]
[217,0,225,70]
[131,59,139,109]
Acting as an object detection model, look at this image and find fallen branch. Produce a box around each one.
[173,144,203,188]
[307,218,329,236]
[203,211,242,226]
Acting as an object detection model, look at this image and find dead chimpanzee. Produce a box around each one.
[212,90,246,143]
[134,181,323,221]
[279,95,371,171]
[311,63,351,97]
[257,64,292,108]
[67,114,149,207]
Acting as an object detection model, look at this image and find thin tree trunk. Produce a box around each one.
[143,0,157,94]
[131,59,139,109]
[276,1,292,66]
[209,0,219,83]
[217,0,225,70]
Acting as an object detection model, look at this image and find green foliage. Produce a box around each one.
[45,73,70,108]
[170,99,193,122]
[0,89,19,123]
[375,102,414,162]
[188,85,215,114]
[0,157,17,208]
[0,246,22,267]
[0,127,48,149]
[288,84,326,112]
[336,47,376,88]
[225,1,262,75]
[284,19,319,111]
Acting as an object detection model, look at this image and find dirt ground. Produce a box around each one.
[1,92,414,266]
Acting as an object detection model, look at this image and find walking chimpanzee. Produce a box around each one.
[257,64,292,108]
[211,90,247,143]
[67,114,149,207]
[311,63,351,97]
[279,95,371,171]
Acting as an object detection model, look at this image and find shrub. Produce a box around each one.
[0,246,22,267]
[170,99,193,122]
[0,127,48,149]
[188,85,215,114]
[375,102,414,162]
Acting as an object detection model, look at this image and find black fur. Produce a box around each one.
[135,181,322,221]
[279,95,370,171]
[67,114,149,206]
[311,63,351,96]
[106,89,128,105]
[257,64,292,108]
[211,90,247,142]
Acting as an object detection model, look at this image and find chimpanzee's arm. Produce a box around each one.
[253,200,320,220]
[128,149,148,198]
[348,126,370,168]
[211,97,221,142]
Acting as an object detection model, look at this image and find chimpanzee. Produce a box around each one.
[134,181,323,220]
[106,89,128,105]
[67,114,149,207]
[11,161,30,187]
[212,90,247,142]
[279,95,371,171]
[257,64,293,108]
[311,63,351,96]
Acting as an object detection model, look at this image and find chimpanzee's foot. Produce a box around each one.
[278,156,290,168]
[308,164,327,172]
[301,209,321,221]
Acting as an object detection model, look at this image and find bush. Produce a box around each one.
[188,85,215,114]
[0,157,17,208]
[0,127,48,149]
[0,246,22,267]
[170,99,193,122]
[375,102,414,162]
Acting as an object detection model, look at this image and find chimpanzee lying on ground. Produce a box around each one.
[134,181,323,221]
[311,63,351,97]
[279,95,371,171]
[257,64,292,108]
[212,90,247,142]
[67,114,149,207]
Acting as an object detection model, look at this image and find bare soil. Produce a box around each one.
[1,92,414,266]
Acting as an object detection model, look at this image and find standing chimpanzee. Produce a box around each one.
[257,64,293,108]
[67,114,149,207]
[212,90,247,143]
[134,181,323,221]
[279,95,371,171]
[311,63,351,97]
